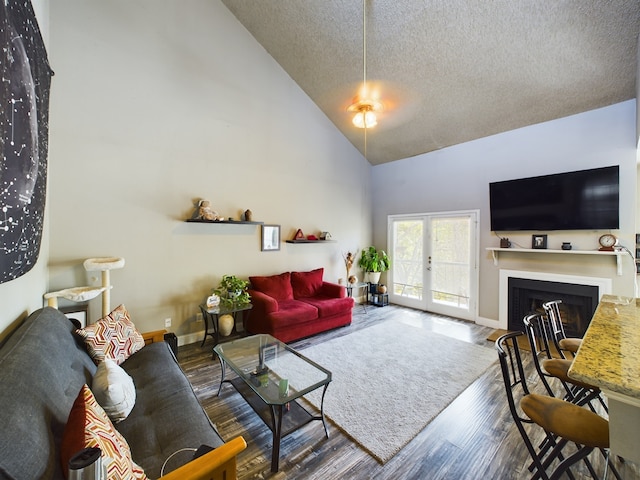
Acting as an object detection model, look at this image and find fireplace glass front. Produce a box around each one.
[508,277,598,338]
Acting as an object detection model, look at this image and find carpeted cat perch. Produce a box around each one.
[44,256,125,316]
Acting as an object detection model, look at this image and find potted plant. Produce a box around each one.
[213,274,250,308]
[358,246,390,284]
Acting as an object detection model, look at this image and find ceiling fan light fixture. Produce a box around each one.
[348,98,382,128]
[351,105,378,128]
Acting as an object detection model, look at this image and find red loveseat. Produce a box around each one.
[247,268,354,342]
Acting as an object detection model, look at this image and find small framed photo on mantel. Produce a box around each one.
[532,234,548,249]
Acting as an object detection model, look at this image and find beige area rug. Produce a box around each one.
[296,321,497,464]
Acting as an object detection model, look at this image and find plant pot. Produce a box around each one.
[368,272,381,284]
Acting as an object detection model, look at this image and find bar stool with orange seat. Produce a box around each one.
[543,300,582,359]
[495,331,615,480]
[523,313,605,410]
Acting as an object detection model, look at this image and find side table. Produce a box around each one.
[368,284,389,307]
[199,303,253,350]
[345,281,369,312]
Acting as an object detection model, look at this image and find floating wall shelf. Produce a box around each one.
[185,219,264,225]
[486,247,626,276]
[286,239,336,244]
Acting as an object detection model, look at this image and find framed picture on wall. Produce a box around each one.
[532,234,548,249]
[261,225,281,251]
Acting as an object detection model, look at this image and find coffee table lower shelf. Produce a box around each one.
[225,377,329,472]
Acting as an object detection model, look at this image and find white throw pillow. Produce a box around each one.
[92,359,136,423]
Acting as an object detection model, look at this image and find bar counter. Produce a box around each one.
[568,294,640,463]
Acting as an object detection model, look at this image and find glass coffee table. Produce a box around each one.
[214,334,331,472]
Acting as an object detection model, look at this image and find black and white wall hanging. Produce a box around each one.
[1,0,53,283]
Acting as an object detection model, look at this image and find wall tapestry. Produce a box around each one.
[0,0,53,284]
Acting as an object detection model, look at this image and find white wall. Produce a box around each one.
[372,101,638,325]
[0,0,50,341]
[47,0,371,338]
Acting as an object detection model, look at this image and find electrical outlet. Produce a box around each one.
[196,313,203,322]
[164,318,172,328]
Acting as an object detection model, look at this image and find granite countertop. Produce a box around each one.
[568,294,640,400]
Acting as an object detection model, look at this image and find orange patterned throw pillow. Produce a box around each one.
[60,384,147,479]
[76,304,145,365]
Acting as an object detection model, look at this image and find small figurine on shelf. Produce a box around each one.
[244,209,253,222]
[196,199,219,221]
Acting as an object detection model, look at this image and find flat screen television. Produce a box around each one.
[489,165,619,231]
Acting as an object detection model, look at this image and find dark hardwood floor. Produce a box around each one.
[178,304,640,480]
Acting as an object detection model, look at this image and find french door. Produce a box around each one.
[388,211,478,321]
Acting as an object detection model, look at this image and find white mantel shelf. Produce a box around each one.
[486,247,626,276]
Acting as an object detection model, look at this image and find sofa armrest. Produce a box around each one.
[248,289,279,315]
[142,329,167,345]
[319,281,347,298]
[158,436,246,480]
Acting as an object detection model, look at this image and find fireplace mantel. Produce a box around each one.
[486,247,626,275]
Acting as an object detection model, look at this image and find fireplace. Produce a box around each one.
[507,278,598,337]
[498,270,612,332]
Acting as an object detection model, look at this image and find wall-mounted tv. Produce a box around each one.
[489,166,619,231]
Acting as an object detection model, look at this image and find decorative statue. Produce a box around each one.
[196,199,219,221]
[244,209,253,222]
[343,251,356,279]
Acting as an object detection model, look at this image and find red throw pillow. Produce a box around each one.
[291,268,324,298]
[60,385,147,479]
[249,272,293,301]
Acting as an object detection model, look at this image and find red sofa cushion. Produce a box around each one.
[269,299,318,327]
[291,268,324,298]
[299,296,354,317]
[249,272,293,301]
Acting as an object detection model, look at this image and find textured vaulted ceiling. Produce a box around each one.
[221,1,639,165]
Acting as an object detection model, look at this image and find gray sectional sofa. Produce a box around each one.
[0,307,245,480]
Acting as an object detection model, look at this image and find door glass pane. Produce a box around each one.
[430,216,470,309]
[392,220,423,300]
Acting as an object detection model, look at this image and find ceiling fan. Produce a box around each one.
[345,1,415,133]
[347,0,383,130]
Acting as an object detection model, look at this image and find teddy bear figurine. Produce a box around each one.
[197,199,218,221]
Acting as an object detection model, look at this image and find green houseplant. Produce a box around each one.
[213,274,250,308]
[358,246,390,284]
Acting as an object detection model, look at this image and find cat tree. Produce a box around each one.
[44,257,125,317]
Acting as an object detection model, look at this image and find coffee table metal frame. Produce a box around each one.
[214,334,331,472]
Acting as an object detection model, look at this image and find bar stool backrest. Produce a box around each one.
[542,300,569,358]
